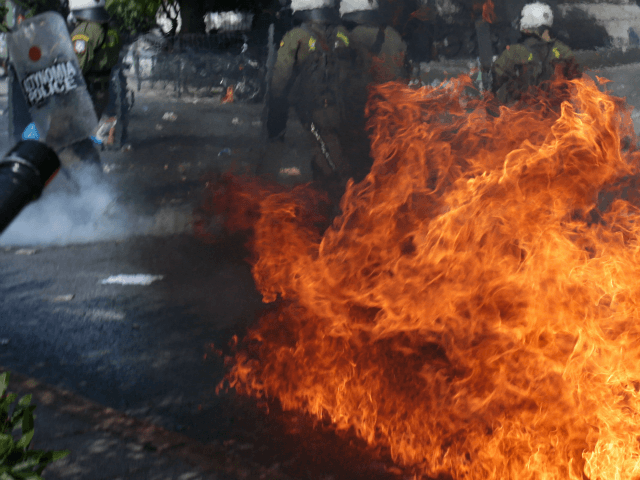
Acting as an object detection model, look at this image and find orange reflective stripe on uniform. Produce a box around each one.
[72,34,89,42]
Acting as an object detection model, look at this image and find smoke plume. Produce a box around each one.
[0,163,191,246]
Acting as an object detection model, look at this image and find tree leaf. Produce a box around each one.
[0,374,8,399]
[48,450,69,462]
[15,430,33,451]
[0,434,13,457]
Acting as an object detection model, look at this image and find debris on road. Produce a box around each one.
[15,249,37,255]
[142,105,149,112]
[162,112,178,121]
[0,339,9,346]
[232,117,242,125]
[280,167,301,176]
[251,120,262,127]
[155,124,163,131]
[52,294,75,302]
[218,148,232,156]
[100,274,165,286]
[121,144,132,152]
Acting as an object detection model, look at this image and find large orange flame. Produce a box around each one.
[216,74,640,479]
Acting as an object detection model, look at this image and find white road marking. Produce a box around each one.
[101,274,164,286]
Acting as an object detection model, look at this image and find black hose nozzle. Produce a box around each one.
[0,140,60,234]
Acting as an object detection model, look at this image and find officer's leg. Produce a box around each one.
[63,86,108,172]
[256,94,289,177]
[265,94,288,140]
[91,88,110,120]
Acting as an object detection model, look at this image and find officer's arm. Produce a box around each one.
[491,48,513,92]
[72,31,92,75]
[271,29,305,98]
[551,41,583,79]
[73,26,105,75]
[383,27,408,79]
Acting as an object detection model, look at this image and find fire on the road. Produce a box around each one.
[213,73,640,479]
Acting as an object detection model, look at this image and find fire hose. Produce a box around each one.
[0,140,60,234]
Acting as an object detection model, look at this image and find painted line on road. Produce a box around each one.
[101,274,164,286]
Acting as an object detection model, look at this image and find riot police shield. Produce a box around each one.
[7,11,98,151]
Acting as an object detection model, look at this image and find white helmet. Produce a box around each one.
[340,0,378,16]
[520,2,553,31]
[290,0,335,13]
[69,0,111,23]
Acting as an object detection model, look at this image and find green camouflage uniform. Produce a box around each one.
[267,22,406,181]
[71,20,120,119]
[492,35,581,105]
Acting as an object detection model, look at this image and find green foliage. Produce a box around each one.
[106,0,162,36]
[0,0,69,32]
[0,2,9,33]
[0,372,70,480]
[11,0,68,19]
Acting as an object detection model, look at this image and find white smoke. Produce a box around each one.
[0,163,191,247]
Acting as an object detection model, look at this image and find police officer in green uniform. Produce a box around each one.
[262,0,407,188]
[59,0,120,165]
[262,0,350,184]
[339,0,408,182]
[492,2,581,105]
[69,0,120,120]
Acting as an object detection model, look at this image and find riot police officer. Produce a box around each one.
[339,0,408,182]
[491,2,582,105]
[60,0,120,164]
[261,0,350,185]
[261,0,408,191]
[69,0,121,120]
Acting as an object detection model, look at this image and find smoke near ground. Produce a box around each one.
[0,163,192,247]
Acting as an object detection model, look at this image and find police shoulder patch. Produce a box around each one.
[74,39,86,54]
